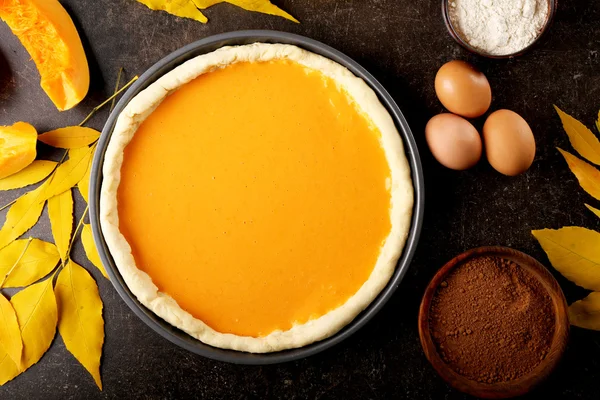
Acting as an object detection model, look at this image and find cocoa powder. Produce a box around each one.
[429,256,555,384]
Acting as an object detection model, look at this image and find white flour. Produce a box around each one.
[448,0,550,55]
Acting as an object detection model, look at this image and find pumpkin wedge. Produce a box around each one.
[0,122,37,179]
[0,0,90,111]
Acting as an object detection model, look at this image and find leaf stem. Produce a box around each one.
[55,206,89,279]
[109,67,124,113]
[40,149,69,194]
[59,149,69,163]
[78,75,138,127]
[64,205,89,266]
[0,199,16,212]
[0,237,33,289]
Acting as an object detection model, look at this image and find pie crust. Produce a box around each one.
[100,43,414,353]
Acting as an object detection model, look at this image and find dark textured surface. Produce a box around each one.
[0,0,599,399]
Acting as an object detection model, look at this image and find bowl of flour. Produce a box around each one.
[443,0,556,58]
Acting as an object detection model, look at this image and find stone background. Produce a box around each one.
[0,0,599,398]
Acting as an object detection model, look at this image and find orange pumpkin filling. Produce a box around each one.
[118,60,392,337]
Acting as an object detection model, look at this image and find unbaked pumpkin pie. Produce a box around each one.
[100,43,413,353]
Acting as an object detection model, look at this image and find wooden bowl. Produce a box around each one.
[418,246,569,399]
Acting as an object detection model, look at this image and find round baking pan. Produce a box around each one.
[89,30,425,365]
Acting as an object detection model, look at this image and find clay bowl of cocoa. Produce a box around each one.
[418,246,569,399]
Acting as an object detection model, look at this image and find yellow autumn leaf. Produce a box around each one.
[558,148,600,201]
[48,189,74,262]
[38,127,100,149]
[81,224,109,279]
[0,182,48,251]
[569,292,600,330]
[136,0,208,22]
[596,109,600,135]
[68,146,90,161]
[0,239,59,288]
[0,294,22,370]
[77,155,93,203]
[586,204,600,220]
[554,106,600,165]
[55,260,104,390]
[0,161,57,191]
[11,278,57,370]
[194,0,298,22]
[0,344,20,385]
[41,146,94,202]
[532,226,600,291]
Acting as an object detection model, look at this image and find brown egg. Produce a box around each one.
[435,60,492,118]
[483,109,536,176]
[425,113,482,170]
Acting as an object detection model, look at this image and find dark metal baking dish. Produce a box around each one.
[89,30,424,365]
